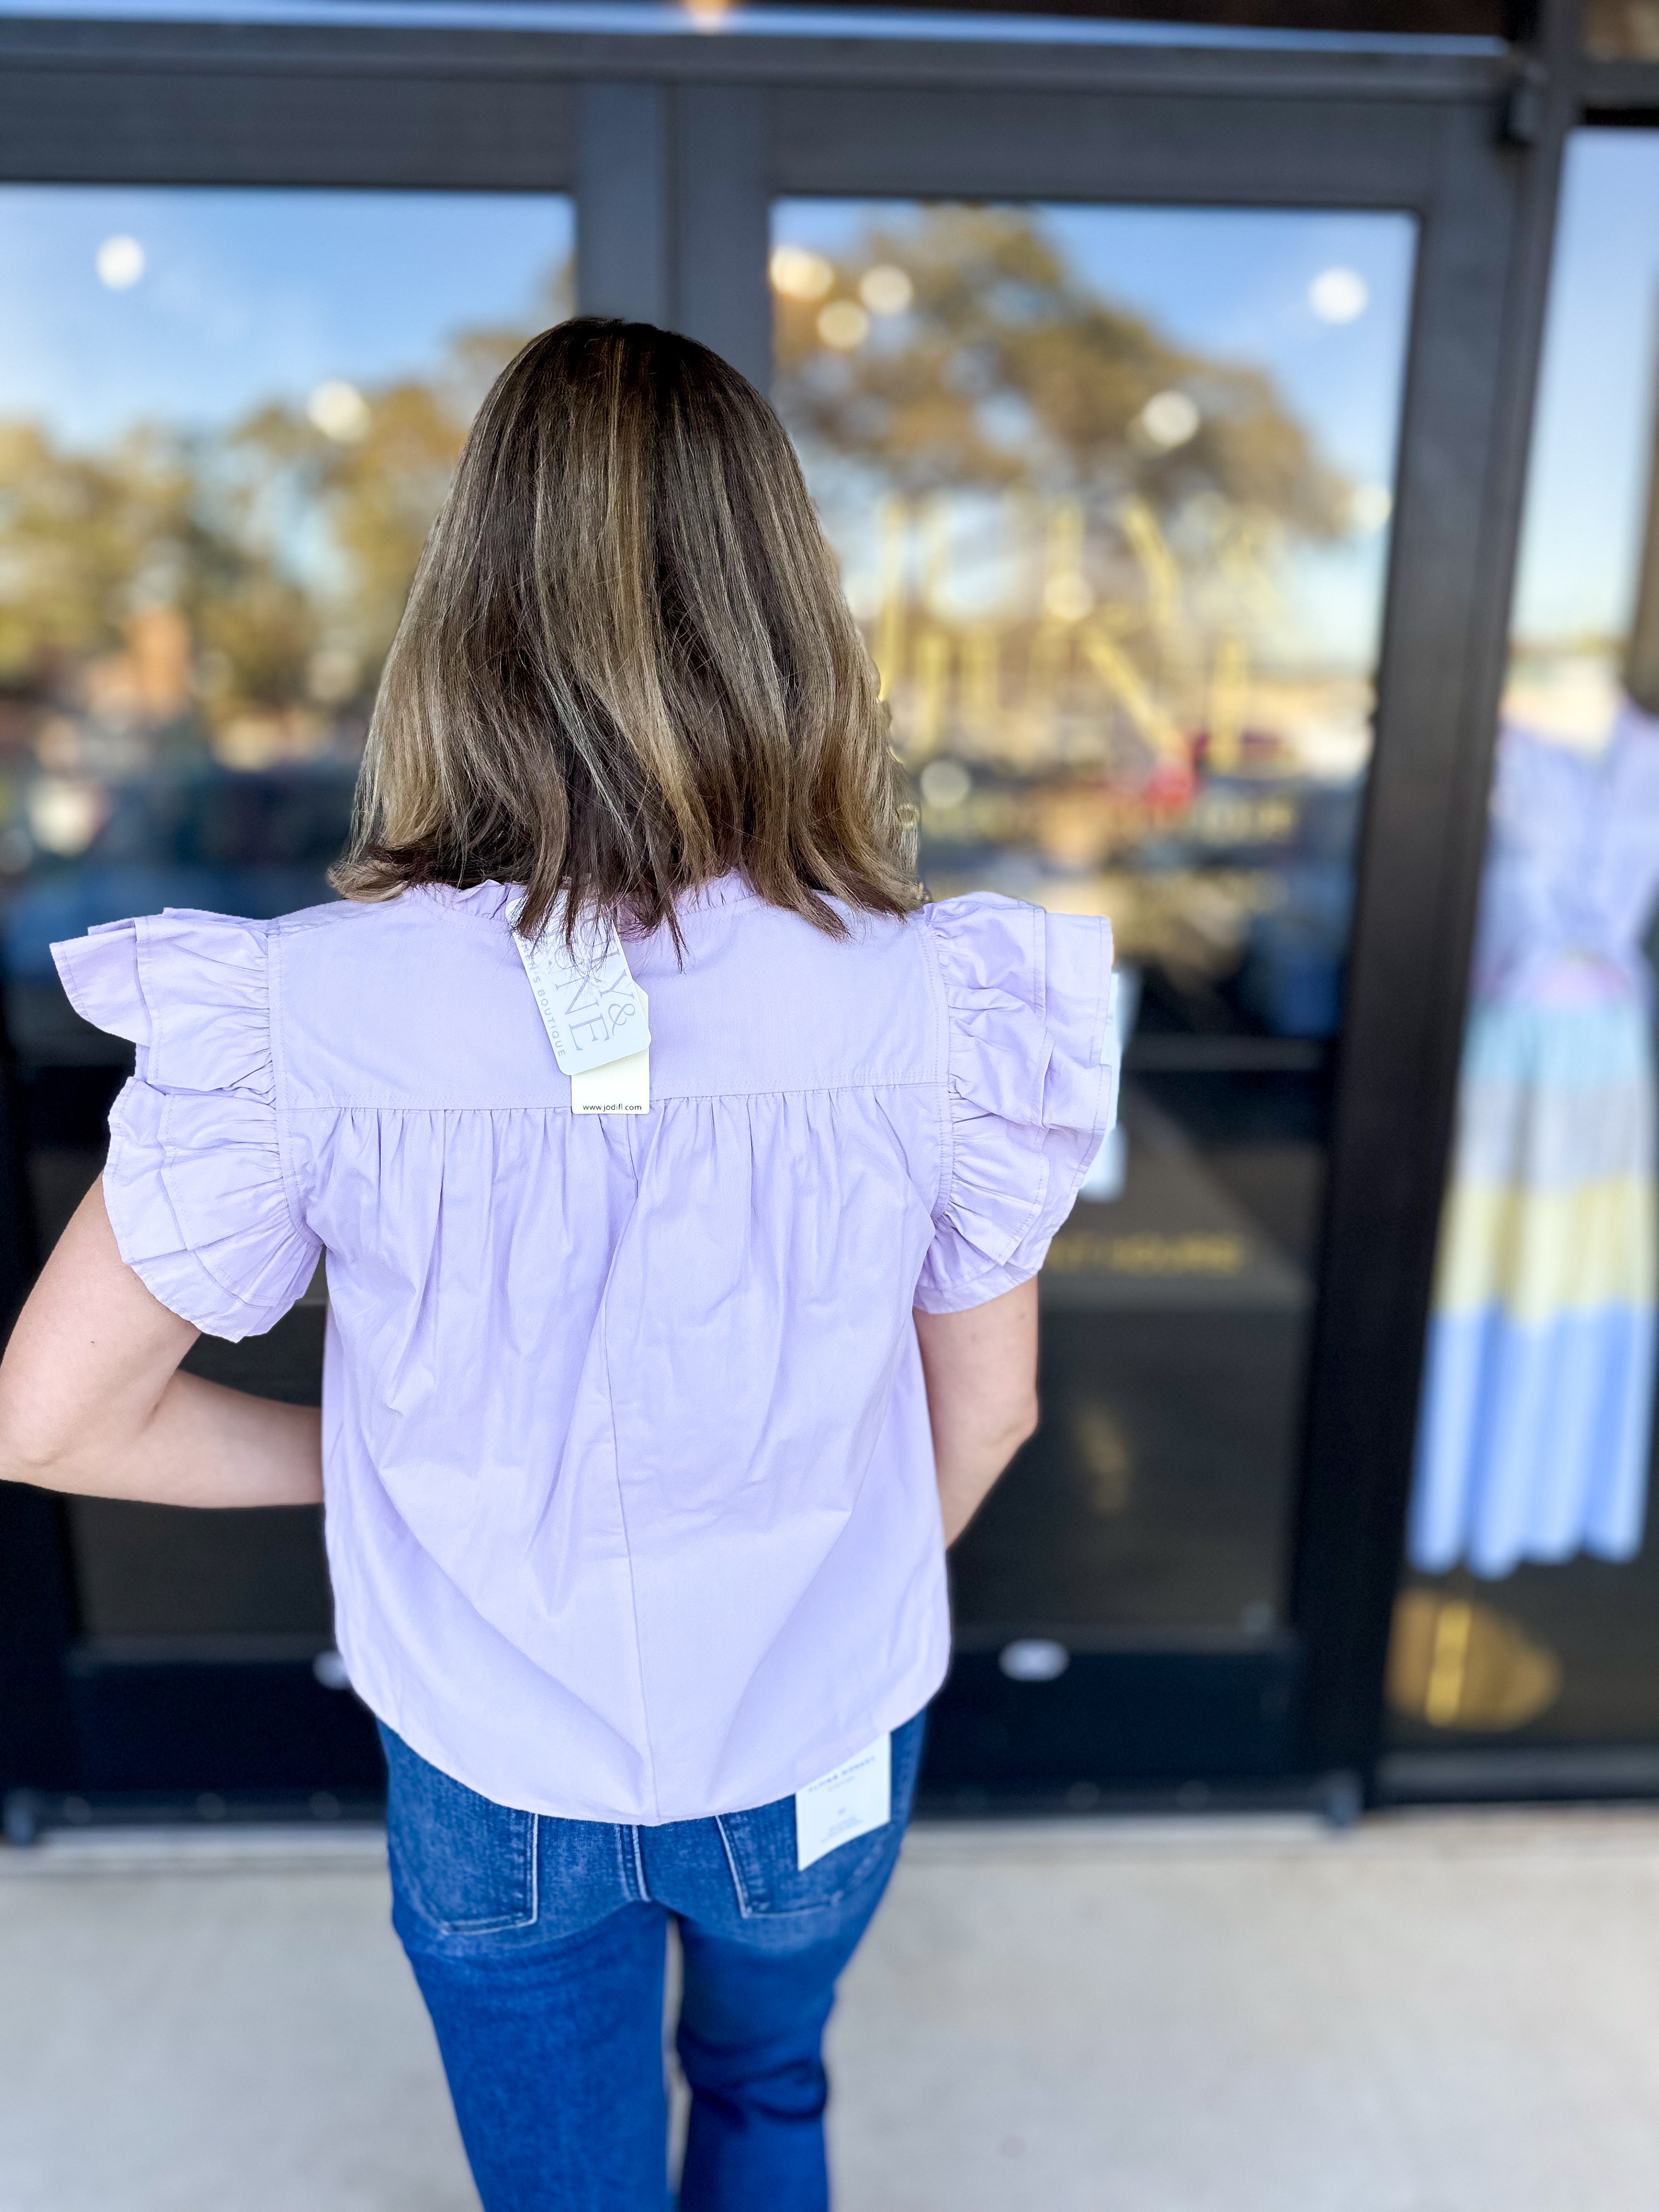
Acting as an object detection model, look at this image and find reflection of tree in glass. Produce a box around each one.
[0,261,569,761]
[0,423,203,686]
[775,207,1346,535]
[775,209,1368,1028]
[774,207,1362,791]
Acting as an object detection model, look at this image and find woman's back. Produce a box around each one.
[55,874,1114,1822]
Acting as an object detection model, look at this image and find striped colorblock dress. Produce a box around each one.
[1410,702,1659,1578]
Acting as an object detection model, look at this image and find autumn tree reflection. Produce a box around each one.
[775,206,1345,532]
[773,204,1387,1034]
[0,267,565,786]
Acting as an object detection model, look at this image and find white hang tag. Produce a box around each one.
[795,1733,891,1871]
[508,899,651,1079]
[571,1047,651,1115]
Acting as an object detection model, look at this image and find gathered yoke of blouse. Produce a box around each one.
[52,876,1118,1824]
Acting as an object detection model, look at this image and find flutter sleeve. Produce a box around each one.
[915,891,1120,1315]
[51,911,321,1341]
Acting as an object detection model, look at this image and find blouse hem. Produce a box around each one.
[337,1634,951,1827]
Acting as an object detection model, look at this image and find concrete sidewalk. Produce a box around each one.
[4,1808,1659,2210]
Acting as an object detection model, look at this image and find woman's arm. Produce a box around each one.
[914,1277,1040,1546]
[0,1183,322,1507]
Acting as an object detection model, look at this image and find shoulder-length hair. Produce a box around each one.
[331,316,917,944]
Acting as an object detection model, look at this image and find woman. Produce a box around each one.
[0,320,1117,2210]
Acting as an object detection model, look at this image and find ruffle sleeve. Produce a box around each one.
[915,893,1119,1314]
[52,911,321,1341]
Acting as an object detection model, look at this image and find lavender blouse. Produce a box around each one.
[53,879,1118,1822]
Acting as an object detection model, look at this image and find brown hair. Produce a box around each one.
[331,317,917,944]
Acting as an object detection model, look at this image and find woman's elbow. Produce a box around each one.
[995,1390,1041,1459]
[0,1432,75,1493]
[0,1373,91,1493]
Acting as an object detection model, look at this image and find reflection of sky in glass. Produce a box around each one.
[0,187,573,442]
[774,198,1415,669]
[1510,133,1659,651]
[0,182,575,986]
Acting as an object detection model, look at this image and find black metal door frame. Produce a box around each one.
[1,0,1646,1823]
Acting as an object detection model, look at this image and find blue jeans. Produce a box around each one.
[381,1714,924,2212]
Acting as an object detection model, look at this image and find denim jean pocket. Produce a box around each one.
[380,1724,539,1936]
[714,1713,923,1918]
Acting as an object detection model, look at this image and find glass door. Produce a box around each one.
[771,197,1415,1801]
[0,183,572,1820]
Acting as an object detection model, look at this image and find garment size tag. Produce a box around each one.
[795,1733,891,1871]
[571,1047,650,1115]
[508,899,650,1080]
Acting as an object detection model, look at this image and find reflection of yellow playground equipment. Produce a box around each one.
[1080,633,1186,771]
[1118,496,1180,637]
[867,492,1266,778]
[1207,635,1250,775]
[1386,1589,1561,1731]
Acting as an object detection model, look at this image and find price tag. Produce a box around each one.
[795,1734,891,1871]
[509,898,650,1081]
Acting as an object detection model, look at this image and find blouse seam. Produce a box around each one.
[1062,915,1114,1164]
[274,1078,941,1112]
[1031,898,1049,1034]
[132,914,162,1082]
[152,1248,273,1325]
[597,1232,663,1826]
[989,900,1057,1255]
[916,1251,1033,1312]
[411,884,764,923]
[1087,916,1115,1104]
[1093,920,1119,1149]
[274,902,376,941]
[265,922,317,1252]
[915,910,956,1227]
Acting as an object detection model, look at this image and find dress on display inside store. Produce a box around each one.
[1410,691,1659,1578]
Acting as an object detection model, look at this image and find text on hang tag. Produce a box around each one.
[508,899,651,1078]
[571,1047,651,1115]
[794,1733,891,1871]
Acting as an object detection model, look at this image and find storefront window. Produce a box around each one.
[773,199,1414,1639]
[0,185,572,1646]
[1389,131,1659,1743]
